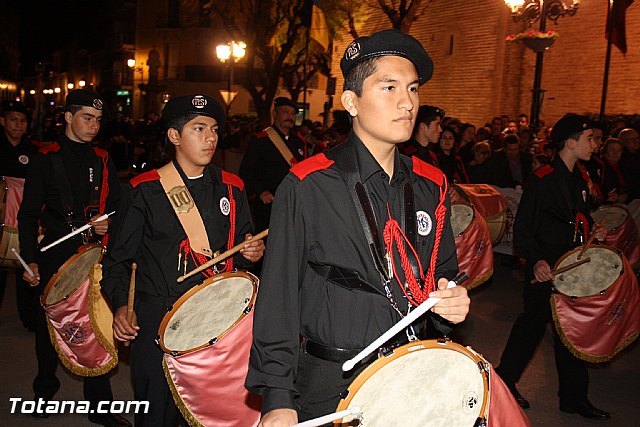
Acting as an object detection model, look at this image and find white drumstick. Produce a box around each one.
[293,406,362,427]
[342,272,468,372]
[11,248,35,278]
[40,211,115,252]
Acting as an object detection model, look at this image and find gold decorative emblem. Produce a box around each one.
[167,185,194,213]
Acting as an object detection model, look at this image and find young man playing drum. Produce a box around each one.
[245,30,470,426]
[17,90,128,426]
[101,94,264,426]
[496,114,610,420]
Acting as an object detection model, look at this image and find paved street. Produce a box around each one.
[1,255,638,426]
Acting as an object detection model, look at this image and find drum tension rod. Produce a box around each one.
[208,337,218,346]
[243,304,253,314]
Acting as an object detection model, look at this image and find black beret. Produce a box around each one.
[162,94,225,129]
[2,100,29,117]
[274,97,297,109]
[340,29,434,85]
[65,89,110,122]
[550,114,592,147]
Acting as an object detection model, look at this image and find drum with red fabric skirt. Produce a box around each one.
[450,203,493,290]
[453,184,508,245]
[551,245,640,362]
[41,244,118,376]
[591,205,640,270]
[334,339,530,426]
[157,270,261,427]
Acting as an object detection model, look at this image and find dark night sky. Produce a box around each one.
[8,0,109,76]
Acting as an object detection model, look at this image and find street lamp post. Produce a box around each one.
[504,0,579,135]
[216,41,246,115]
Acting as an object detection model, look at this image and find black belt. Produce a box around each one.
[302,337,410,364]
[136,292,177,310]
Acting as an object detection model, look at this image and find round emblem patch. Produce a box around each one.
[345,41,361,60]
[18,155,29,165]
[220,197,230,216]
[192,95,207,109]
[416,210,432,236]
[62,322,87,345]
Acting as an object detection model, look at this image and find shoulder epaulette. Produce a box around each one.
[130,170,160,188]
[93,147,109,159]
[412,156,446,186]
[291,153,334,181]
[256,131,268,138]
[221,170,245,191]
[38,142,61,155]
[31,140,48,148]
[402,144,418,155]
[534,164,554,178]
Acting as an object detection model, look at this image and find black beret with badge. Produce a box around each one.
[162,94,226,130]
[65,89,110,122]
[550,114,592,147]
[2,100,30,117]
[340,29,434,85]
[273,97,298,110]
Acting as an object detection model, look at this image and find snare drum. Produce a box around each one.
[451,204,493,290]
[551,245,640,362]
[455,184,508,244]
[591,205,640,269]
[0,176,25,267]
[158,271,261,427]
[41,244,118,376]
[335,340,490,426]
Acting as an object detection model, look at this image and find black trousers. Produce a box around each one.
[295,349,365,422]
[496,278,588,404]
[130,298,180,427]
[0,267,38,329]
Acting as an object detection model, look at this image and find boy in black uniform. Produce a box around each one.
[101,94,264,426]
[400,104,444,166]
[18,90,128,426]
[496,114,610,420]
[246,30,470,426]
[0,100,38,331]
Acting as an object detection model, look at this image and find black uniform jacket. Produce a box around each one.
[514,155,594,270]
[101,161,254,310]
[239,125,305,197]
[246,132,459,412]
[0,130,38,178]
[400,138,438,166]
[18,136,120,266]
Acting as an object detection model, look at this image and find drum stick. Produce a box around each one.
[177,229,269,282]
[293,406,362,427]
[40,211,116,252]
[577,220,605,260]
[529,257,591,284]
[11,248,35,278]
[342,272,468,372]
[124,262,137,347]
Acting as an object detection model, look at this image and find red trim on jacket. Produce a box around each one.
[291,153,334,181]
[130,170,161,188]
[534,164,554,178]
[38,142,61,155]
[412,157,446,186]
[221,170,245,191]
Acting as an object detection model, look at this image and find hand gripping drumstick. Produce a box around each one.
[529,257,591,284]
[293,406,362,427]
[11,248,35,279]
[342,272,468,372]
[40,211,116,252]
[176,229,269,282]
[124,262,137,347]
[577,220,605,260]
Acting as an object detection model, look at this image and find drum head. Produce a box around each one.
[337,341,488,426]
[554,246,622,297]
[44,245,103,305]
[451,204,474,237]
[160,272,257,354]
[591,205,628,231]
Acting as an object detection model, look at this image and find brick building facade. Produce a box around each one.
[329,0,640,128]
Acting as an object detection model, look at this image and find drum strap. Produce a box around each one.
[327,143,419,315]
[157,162,212,258]
[265,127,296,166]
